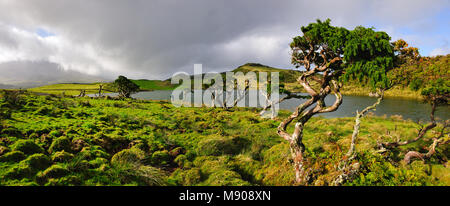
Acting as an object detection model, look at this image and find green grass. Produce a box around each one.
[28,83,110,96]
[27,80,179,96]
[0,91,447,186]
[27,63,424,100]
[233,63,423,100]
[131,80,179,91]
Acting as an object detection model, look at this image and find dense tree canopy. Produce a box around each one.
[282,19,397,184]
[388,54,449,103]
[114,75,140,98]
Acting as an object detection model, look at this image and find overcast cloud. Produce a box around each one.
[0,0,448,84]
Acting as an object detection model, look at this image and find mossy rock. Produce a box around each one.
[38,164,70,180]
[11,139,44,155]
[151,150,170,165]
[203,170,251,186]
[48,136,72,154]
[111,148,146,166]
[0,151,26,162]
[196,135,249,156]
[77,146,110,161]
[1,127,21,137]
[3,163,33,179]
[174,154,188,167]
[51,150,74,163]
[171,168,202,185]
[20,153,52,170]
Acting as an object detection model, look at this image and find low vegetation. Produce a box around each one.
[0,91,448,186]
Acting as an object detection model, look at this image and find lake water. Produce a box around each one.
[92,90,449,121]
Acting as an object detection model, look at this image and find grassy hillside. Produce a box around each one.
[233,63,425,100]
[131,79,179,91]
[28,83,111,96]
[27,80,178,96]
[0,91,448,186]
[26,62,427,100]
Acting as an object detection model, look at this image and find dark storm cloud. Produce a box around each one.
[0,0,448,82]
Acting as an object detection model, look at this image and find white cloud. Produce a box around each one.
[0,0,448,82]
[430,46,450,56]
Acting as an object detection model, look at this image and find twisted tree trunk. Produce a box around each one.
[346,91,384,158]
[277,74,343,184]
[334,90,384,186]
[403,122,449,164]
[379,101,437,149]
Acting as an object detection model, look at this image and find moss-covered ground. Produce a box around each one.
[0,91,448,186]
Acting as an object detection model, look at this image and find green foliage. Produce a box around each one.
[348,153,439,186]
[0,93,447,186]
[291,19,395,90]
[390,54,450,103]
[113,75,140,98]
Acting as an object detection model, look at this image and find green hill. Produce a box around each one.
[131,79,178,91]
[27,62,424,99]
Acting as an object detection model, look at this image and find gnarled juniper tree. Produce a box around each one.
[379,55,449,163]
[334,39,419,185]
[114,75,140,98]
[280,19,395,184]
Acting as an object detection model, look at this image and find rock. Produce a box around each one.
[20,153,52,170]
[0,151,26,162]
[51,150,74,163]
[11,139,44,155]
[48,136,72,154]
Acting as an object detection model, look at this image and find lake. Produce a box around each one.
[92,90,450,121]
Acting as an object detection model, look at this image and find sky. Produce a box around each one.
[0,0,449,84]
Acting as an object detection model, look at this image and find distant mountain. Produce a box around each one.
[0,61,109,88]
